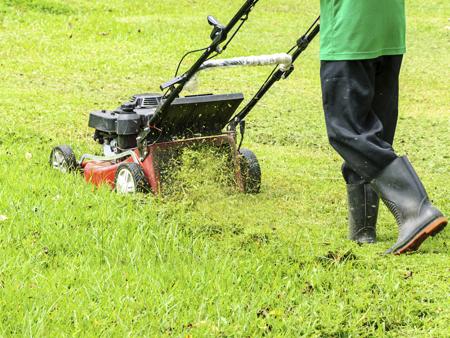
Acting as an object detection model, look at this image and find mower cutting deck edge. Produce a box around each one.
[50,0,319,195]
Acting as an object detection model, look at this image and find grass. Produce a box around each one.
[0,0,449,336]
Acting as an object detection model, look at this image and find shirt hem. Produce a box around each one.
[320,48,406,61]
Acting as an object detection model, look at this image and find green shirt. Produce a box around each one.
[320,0,406,61]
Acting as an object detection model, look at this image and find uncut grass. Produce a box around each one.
[0,0,449,336]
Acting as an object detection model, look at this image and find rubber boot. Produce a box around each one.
[371,156,448,254]
[347,183,379,243]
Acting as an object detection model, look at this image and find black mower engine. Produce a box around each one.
[89,93,162,151]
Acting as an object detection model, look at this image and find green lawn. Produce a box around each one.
[0,0,449,336]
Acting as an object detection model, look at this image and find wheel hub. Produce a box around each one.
[116,169,136,193]
[52,150,68,173]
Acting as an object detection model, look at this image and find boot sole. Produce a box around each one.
[395,217,448,255]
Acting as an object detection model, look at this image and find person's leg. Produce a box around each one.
[321,59,398,181]
[341,56,402,244]
[321,59,387,243]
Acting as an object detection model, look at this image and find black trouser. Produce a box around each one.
[321,55,403,184]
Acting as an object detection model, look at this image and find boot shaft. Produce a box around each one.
[370,156,446,254]
[372,157,429,217]
[347,183,379,243]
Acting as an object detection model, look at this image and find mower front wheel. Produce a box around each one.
[239,148,261,194]
[49,145,78,173]
[115,163,150,194]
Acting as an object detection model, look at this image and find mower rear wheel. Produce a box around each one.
[239,148,261,194]
[49,145,78,173]
[115,163,150,194]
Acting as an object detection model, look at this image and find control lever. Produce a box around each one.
[207,15,226,48]
[207,15,222,28]
[160,74,185,90]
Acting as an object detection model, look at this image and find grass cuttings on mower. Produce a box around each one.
[159,145,237,199]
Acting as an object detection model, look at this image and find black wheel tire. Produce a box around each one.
[239,147,261,194]
[114,163,150,194]
[49,145,78,173]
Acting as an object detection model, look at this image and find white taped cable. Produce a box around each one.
[185,54,293,92]
[199,53,293,71]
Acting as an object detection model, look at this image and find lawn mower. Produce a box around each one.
[50,0,319,194]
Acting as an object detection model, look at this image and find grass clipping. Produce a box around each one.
[159,145,237,201]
